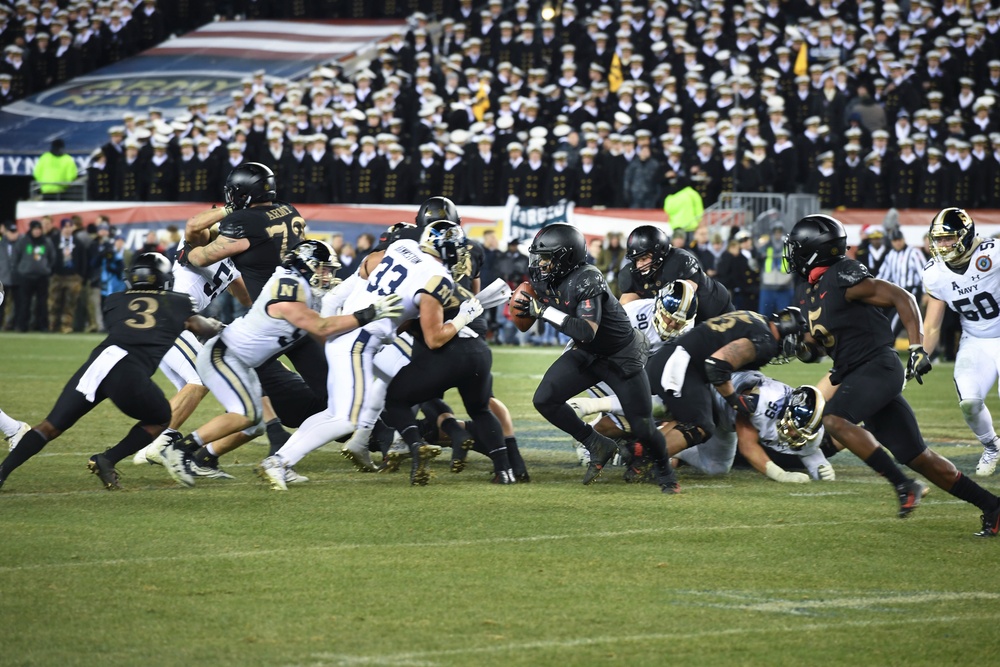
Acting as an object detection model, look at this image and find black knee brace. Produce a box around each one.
[674,422,710,447]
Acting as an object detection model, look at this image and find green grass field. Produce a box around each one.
[1,334,998,666]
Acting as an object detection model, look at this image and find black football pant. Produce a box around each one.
[257,335,328,427]
[533,347,668,468]
[383,337,505,455]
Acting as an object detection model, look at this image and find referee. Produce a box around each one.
[876,228,927,337]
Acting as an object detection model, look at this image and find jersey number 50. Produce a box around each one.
[953,292,1000,321]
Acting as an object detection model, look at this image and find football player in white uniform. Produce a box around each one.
[922,208,1000,476]
[257,222,482,490]
[160,240,402,487]
[0,407,30,452]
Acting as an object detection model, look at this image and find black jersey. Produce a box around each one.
[794,259,895,381]
[534,263,634,355]
[96,289,195,375]
[617,247,734,321]
[218,201,306,299]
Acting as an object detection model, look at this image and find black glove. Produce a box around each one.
[176,242,194,267]
[513,294,546,320]
[906,345,932,385]
[725,392,758,417]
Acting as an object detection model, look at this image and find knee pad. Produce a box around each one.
[960,398,986,420]
[674,421,711,447]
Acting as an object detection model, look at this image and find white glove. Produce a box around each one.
[815,462,836,481]
[765,460,810,483]
[372,293,403,320]
[450,297,484,331]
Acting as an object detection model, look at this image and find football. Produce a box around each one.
[510,281,537,332]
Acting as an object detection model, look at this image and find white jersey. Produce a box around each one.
[923,237,1000,339]
[623,299,664,353]
[745,374,824,456]
[170,241,240,312]
[340,239,455,342]
[220,267,318,367]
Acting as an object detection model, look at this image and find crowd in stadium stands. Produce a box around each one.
[5,0,1000,212]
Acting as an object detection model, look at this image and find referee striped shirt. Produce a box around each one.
[877,244,926,294]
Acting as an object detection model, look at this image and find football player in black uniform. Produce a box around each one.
[645,307,806,461]
[619,224,734,321]
[179,162,325,445]
[0,254,220,491]
[786,214,1000,536]
[515,223,679,492]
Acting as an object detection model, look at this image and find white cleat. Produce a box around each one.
[575,444,591,467]
[976,445,999,477]
[6,421,30,452]
[341,440,377,472]
[257,456,288,491]
[160,444,195,487]
[285,467,309,484]
[133,432,173,466]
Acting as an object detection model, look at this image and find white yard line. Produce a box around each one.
[297,613,997,667]
[0,516,964,573]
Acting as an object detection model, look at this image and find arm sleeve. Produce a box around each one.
[541,292,603,344]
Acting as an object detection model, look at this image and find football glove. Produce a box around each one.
[725,392,758,417]
[765,461,810,483]
[175,241,194,268]
[905,344,932,385]
[513,293,546,320]
[450,297,484,330]
[816,462,836,482]
[354,294,402,326]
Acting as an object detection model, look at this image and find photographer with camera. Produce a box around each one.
[91,223,129,312]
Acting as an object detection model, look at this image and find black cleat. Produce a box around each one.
[515,470,531,483]
[656,460,681,494]
[582,432,618,485]
[448,427,475,473]
[974,504,1000,537]
[409,442,441,486]
[623,456,655,484]
[87,454,122,490]
[491,469,516,484]
[896,479,926,518]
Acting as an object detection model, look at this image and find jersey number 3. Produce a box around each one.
[125,296,159,329]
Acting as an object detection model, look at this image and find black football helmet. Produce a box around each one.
[420,219,468,272]
[224,162,276,210]
[416,196,461,229]
[769,306,806,363]
[777,385,826,450]
[127,252,173,291]
[379,221,415,246]
[283,239,340,298]
[528,223,587,286]
[782,214,847,279]
[653,280,698,341]
[625,225,671,276]
[929,207,977,269]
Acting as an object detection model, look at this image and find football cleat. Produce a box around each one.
[409,442,441,486]
[380,439,410,473]
[256,456,288,491]
[341,440,377,473]
[285,467,309,484]
[190,458,234,479]
[491,469,516,484]
[582,432,618,485]
[575,443,591,467]
[160,444,195,488]
[975,444,998,477]
[896,479,926,518]
[623,456,655,484]
[133,431,180,466]
[656,460,681,494]
[974,504,1000,537]
[448,427,475,474]
[87,454,122,490]
[5,421,30,452]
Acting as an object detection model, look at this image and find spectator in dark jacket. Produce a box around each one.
[0,221,19,330]
[48,218,88,333]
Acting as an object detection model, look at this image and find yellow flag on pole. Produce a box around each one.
[608,53,623,93]
[793,42,809,76]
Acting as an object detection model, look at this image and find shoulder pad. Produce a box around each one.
[573,264,608,298]
[421,274,455,305]
[218,215,247,240]
[834,259,871,288]
[271,277,303,303]
[673,249,700,278]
